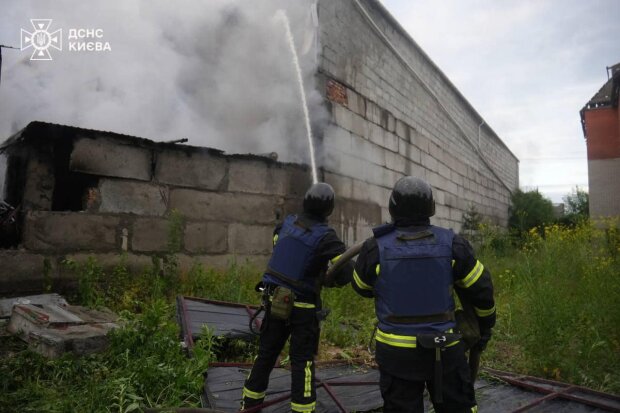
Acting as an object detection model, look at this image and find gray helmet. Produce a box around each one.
[303,183,335,218]
[388,176,435,220]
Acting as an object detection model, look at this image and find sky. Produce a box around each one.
[381,0,620,202]
[0,1,618,203]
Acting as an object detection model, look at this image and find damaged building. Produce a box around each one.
[0,122,380,294]
[0,0,518,293]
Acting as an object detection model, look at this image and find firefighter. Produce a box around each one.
[352,176,496,413]
[241,182,353,413]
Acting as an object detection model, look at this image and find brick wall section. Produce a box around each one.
[317,0,518,229]
[584,108,620,160]
[584,104,620,218]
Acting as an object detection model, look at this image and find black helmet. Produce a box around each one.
[388,176,435,220]
[303,183,335,218]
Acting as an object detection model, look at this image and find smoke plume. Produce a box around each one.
[0,0,326,195]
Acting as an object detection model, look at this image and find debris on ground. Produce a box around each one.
[2,293,118,358]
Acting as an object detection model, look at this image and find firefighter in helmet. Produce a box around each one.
[352,176,495,413]
[241,182,353,413]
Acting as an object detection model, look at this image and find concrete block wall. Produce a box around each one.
[1,123,381,294]
[317,0,518,230]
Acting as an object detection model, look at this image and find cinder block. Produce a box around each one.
[395,120,410,141]
[323,125,352,154]
[99,179,168,216]
[155,149,227,190]
[324,172,354,199]
[351,112,369,139]
[169,189,278,224]
[383,132,399,152]
[131,217,169,252]
[368,123,384,146]
[23,211,119,251]
[333,104,353,132]
[384,151,407,173]
[228,223,274,255]
[228,160,269,194]
[351,134,384,166]
[62,253,154,277]
[228,161,312,198]
[184,221,228,254]
[177,254,269,272]
[23,153,54,210]
[0,251,51,294]
[346,88,366,117]
[366,100,382,125]
[70,137,152,181]
[421,152,438,172]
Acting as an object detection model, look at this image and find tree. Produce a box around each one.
[563,186,589,223]
[509,189,555,234]
[462,203,483,242]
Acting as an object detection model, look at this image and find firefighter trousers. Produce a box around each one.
[243,305,319,412]
[379,359,477,413]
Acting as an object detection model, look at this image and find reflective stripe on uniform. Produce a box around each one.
[291,401,316,412]
[353,269,372,290]
[242,386,265,400]
[457,260,484,288]
[273,234,279,245]
[293,302,315,309]
[452,259,455,267]
[330,254,342,264]
[375,264,380,276]
[474,305,495,317]
[471,406,478,413]
[376,328,417,348]
[304,360,312,397]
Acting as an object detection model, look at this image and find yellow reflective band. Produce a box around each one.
[452,259,455,267]
[375,264,380,276]
[243,386,265,400]
[474,305,495,317]
[471,406,478,413]
[291,401,316,412]
[376,329,417,348]
[458,260,484,288]
[353,270,373,290]
[273,234,279,245]
[304,360,312,397]
[293,302,316,309]
[446,339,460,347]
[330,254,342,264]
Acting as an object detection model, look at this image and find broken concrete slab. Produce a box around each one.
[7,303,118,358]
[0,293,68,318]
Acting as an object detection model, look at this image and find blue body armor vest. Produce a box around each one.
[374,224,456,335]
[263,215,330,295]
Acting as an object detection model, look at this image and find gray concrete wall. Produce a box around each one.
[0,126,381,294]
[317,0,518,231]
[588,158,620,218]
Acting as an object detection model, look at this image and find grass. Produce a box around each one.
[1,219,619,411]
[477,219,620,393]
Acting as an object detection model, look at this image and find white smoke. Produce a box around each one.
[0,0,327,171]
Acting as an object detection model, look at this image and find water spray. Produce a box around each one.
[274,9,318,184]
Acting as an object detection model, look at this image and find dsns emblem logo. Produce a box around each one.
[21,19,62,61]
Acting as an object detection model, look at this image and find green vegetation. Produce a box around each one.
[509,189,555,235]
[560,186,590,226]
[2,212,619,411]
[478,219,620,393]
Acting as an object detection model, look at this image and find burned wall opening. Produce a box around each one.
[50,136,99,212]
